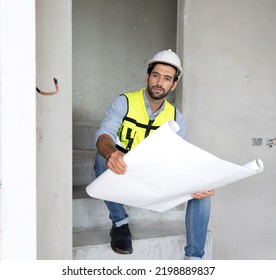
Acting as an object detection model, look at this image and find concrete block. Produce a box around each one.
[73,121,100,150]
[73,150,96,186]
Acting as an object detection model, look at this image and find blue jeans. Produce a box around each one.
[94,152,211,259]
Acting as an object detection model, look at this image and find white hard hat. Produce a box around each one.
[148,49,183,79]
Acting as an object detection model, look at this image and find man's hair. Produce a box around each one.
[147,62,179,82]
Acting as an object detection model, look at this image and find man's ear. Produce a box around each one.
[145,73,149,83]
[171,80,179,91]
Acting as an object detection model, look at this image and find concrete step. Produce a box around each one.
[73,221,212,260]
[73,149,96,186]
[73,185,186,230]
[73,121,100,150]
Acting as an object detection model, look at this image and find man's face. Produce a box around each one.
[146,63,178,100]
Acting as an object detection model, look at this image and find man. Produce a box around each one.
[94,49,214,259]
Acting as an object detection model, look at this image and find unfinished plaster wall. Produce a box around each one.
[73,0,177,122]
[36,0,72,259]
[182,0,276,259]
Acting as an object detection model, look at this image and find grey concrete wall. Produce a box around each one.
[182,0,276,259]
[36,0,72,259]
[73,0,177,122]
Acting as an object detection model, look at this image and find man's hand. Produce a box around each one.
[96,134,127,175]
[192,190,215,199]
[106,150,127,174]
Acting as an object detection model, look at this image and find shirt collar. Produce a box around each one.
[142,88,165,117]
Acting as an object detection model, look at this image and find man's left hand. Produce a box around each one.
[192,190,215,199]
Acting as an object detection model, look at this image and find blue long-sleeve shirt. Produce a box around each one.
[95,89,186,146]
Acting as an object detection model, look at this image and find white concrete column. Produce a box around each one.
[0,0,37,259]
[176,0,185,111]
[36,0,72,259]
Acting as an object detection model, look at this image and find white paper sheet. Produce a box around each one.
[86,120,264,212]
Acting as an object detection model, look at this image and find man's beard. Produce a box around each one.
[147,84,170,100]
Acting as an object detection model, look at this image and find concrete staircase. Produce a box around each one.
[72,122,212,260]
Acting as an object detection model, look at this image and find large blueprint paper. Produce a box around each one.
[86,120,264,212]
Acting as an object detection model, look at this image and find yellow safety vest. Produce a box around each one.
[117,88,176,152]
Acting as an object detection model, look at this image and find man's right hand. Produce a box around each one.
[106,150,127,174]
[96,134,127,175]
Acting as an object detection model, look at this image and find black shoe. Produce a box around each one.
[110,224,133,254]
